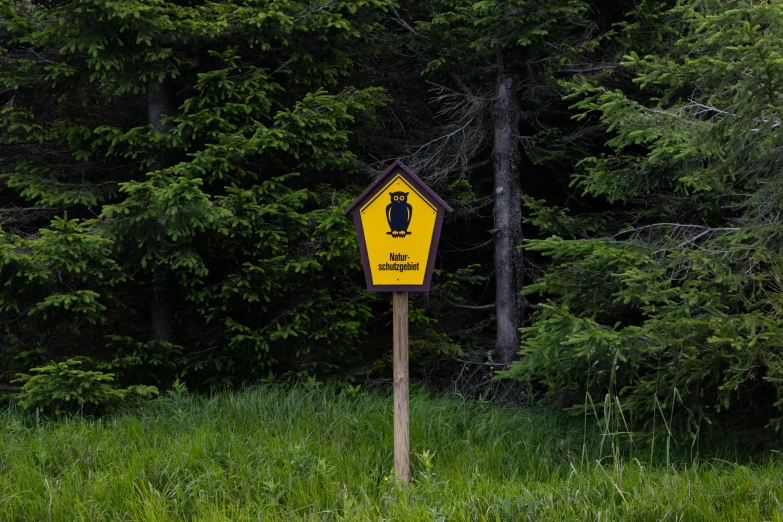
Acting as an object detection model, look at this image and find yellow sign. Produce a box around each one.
[360,174,437,286]
[344,160,452,292]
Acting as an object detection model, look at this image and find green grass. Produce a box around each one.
[2,384,783,521]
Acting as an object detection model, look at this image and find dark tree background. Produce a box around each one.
[5,0,783,434]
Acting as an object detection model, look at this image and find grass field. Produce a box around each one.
[2,384,783,521]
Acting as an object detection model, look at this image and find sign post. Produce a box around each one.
[392,291,409,484]
[344,160,452,487]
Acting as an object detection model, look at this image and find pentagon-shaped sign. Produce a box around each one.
[344,160,452,292]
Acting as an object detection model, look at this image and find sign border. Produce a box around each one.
[344,160,453,292]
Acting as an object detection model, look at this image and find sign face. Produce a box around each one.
[344,160,452,292]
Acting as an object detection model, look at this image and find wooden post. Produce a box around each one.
[393,291,410,487]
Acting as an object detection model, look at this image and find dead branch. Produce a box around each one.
[396,82,490,184]
[450,302,495,310]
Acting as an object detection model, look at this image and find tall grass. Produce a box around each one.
[2,383,783,521]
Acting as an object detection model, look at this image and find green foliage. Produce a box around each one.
[509,0,783,433]
[10,0,783,443]
[524,197,613,238]
[0,0,391,388]
[420,0,593,74]
[0,214,124,320]
[13,357,158,416]
[105,337,187,386]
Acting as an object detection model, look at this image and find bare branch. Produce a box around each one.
[557,64,615,75]
[613,223,741,256]
[395,82,490,184]
[450,302,495,310]
[390,5,429,41]
[453,358,506,367]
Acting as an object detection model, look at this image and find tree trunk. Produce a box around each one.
[492,51,525,366]
[148,288,174,343]
[147,81,175,344]
[148,81,170,135]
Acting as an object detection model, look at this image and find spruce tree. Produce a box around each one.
[508,0,783,431]
[1,0,390,389]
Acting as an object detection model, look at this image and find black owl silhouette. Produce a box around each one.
[386,191,412,238]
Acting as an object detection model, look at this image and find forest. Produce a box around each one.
[8,0,783,519]
[4,0,783,439]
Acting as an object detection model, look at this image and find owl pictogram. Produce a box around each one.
[386,191,412,238]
